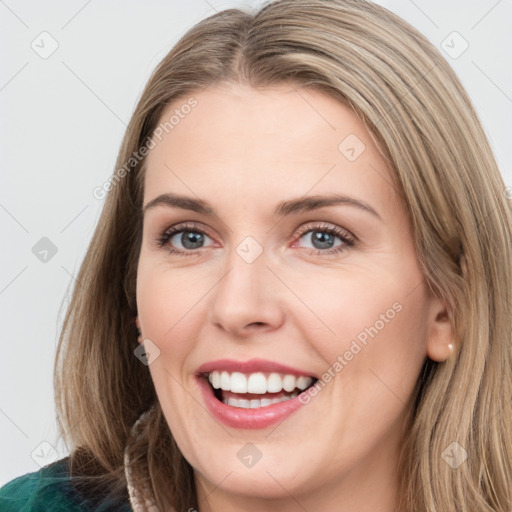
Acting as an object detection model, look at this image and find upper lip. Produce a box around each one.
[196,358,318,379]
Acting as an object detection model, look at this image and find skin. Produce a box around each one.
[135,82,453,512]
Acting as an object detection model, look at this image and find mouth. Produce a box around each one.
[202,370,319,409]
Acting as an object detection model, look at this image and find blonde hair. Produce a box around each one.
[54,0,512,510]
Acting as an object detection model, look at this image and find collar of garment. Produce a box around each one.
[124,408,160,512]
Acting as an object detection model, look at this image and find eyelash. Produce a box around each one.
[155,221,356,257]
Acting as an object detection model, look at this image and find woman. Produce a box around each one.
[1,0,511,510]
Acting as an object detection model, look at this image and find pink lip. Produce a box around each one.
[195,358,317,378]
[195,374,314,429]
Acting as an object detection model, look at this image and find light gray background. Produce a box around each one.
[1,0,511,485]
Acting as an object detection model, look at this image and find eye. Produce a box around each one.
[293,222,355,256]
[155,222,215,256]
[154,221,356,257]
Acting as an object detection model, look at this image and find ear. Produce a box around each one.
[426,294,454,362]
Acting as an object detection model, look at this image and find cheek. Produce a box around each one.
[136,263,204,423]
[290,264,429,393]
[136,259,203,338]
[136,259,216,390]
[290,264,419,340]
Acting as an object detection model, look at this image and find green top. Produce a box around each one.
[0,457,134,511]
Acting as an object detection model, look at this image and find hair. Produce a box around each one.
[53,0,512,510]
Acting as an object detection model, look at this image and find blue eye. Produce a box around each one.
[155,221,355,257]
[293,222,355,255]
[300,230,342,250]
[156,223,214,256]
[170,230,210,250]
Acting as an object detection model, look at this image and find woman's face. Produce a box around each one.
[136,83,451,510]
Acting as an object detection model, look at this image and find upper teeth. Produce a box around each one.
[208,371,313,394]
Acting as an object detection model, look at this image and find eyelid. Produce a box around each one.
[161,221,213,239]
[154,220,356,254]
[155,221,216,249]
[293,221,355,244]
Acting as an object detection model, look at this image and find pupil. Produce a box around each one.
[312,231,334,249]
[182,231,204,249]
[178,231,334,250]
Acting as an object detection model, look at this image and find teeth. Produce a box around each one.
[208,370,313,394]
[231,372,247,393]
[247,373,267,394]
[267,373,282,393]
[220,371,231,391]
[296,376,313,390]
[282,374,296,392]
[224,392,299,408]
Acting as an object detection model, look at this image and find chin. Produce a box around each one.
[202,466,311,500]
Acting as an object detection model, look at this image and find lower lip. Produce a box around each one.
[196,376,312,429]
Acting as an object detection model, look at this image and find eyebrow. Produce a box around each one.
[142,192,381,220]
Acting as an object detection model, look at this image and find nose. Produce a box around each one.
[208,244,285,338]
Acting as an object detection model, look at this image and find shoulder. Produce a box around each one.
[0,457,77,511]
[0,457,133,511]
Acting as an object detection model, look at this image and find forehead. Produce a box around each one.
[143,83,399,216]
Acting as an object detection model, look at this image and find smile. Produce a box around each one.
[195,358,319,428]
[207,370,316,408]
